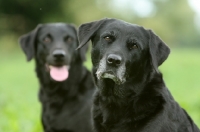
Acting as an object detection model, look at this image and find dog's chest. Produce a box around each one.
[99,103,134,131]
[43,99,88,130]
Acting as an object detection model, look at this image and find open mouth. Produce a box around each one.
[46,64,70,82]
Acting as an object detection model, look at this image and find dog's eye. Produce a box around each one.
[130,44,138,50]
[65,36,74,43]
[104,36,113,43]
[43,36,52,43]
[128,41,138,50]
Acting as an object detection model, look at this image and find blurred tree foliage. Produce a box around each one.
[0,0,74,34]
[0,0,199,47]
[94,0,200,47]
[135,0,200,47]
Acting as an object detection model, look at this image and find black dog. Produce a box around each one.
[77,18,200,132]
[19,23,95,132]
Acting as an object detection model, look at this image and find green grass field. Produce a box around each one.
[0,47,200,132]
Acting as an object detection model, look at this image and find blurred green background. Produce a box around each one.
[0,0,200,131]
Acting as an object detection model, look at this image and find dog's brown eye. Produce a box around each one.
[129,43,138,50]
[131,44,138,49]
[65,37,73,43]
[128,39,138,50]
[104,36,112,42]
[43,36,52,43]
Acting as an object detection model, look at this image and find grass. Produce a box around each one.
[0,49,42,132]
[0,47,200,131]
[160,48,200,125]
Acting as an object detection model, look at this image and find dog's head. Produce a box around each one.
[77,18,170,86]
[19,23,88,82]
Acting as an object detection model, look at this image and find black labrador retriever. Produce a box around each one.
[19,23,95,132]
[77,18,200,132]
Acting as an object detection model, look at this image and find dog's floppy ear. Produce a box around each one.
[69,24,89,61]
[77,18,108,49]
[148,30,170,72]
[79,42,89,61]
[19,24,42,61]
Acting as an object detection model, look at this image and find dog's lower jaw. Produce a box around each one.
[96,77,127,99]
[113,85,127,98]
[95,60,127,98]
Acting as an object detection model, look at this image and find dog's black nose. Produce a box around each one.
[53,49,66,59]
[107,54,122,66]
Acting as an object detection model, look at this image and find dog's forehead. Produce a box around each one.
[101,20,147,37]
[38,23,76,37]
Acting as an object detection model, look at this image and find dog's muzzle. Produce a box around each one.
[96,54,126,85]
[46,49,70,82]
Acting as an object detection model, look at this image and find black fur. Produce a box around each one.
[19,23,95,132]
[78,18,200,132]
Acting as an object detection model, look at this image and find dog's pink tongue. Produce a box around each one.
[50,65,69,82]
